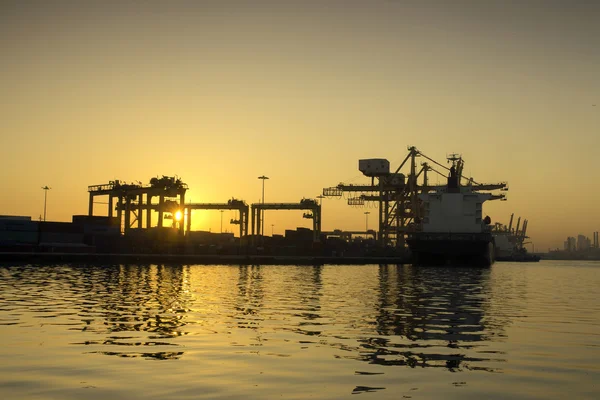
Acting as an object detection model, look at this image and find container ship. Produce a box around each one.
[407,155,504,266]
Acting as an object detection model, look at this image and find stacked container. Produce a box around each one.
[0,216,39,246]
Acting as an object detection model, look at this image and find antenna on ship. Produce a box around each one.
[447,153,461,166]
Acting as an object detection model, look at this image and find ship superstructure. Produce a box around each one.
[407,154,506,266]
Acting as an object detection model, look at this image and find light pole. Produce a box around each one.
[41,186,51,222]
[271,224,274,236]
[220,210,224,233]
[316,195,324,206]
[364,211,370,232]
[258,175,269,236]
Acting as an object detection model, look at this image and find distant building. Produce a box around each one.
[577,235,591,251]
[564,236,576,252]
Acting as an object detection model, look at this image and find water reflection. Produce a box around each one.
[0,263,514,369]
[352,265,506,372]
[352,385,386,394]
[76,264,192,360]
[2,262,597,399]
[234,265,265,325]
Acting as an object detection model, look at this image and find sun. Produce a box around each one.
[174,210,183,222]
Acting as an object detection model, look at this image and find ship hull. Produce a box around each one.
[407,232,494,267]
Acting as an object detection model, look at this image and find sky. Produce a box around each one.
[1,0,599,251]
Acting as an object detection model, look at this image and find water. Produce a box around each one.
[0,261,598,399]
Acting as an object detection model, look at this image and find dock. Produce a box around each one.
[0,252,411,266]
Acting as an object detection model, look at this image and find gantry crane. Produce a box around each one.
[88,176,187,234]
[493,213,531,252]
[251,198,322,243]
[184,199,249,238]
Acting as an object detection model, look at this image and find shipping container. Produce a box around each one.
[0,243,35,252]
[39,232,84,244]
[0,215,32,221]
[38,243,95,253]
[39,222,84,234]
[0,231,38,244]
[72,215,119,226]
[126,228,152,238]
[187,230,214,239]
[0,220,39,232]
[82,225,120,235]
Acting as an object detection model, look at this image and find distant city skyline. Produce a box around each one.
[563,232,599,252]
[1,1,599,251]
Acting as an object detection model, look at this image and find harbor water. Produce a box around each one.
[0,261,599,399]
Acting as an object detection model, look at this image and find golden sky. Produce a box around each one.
[1,1,599,251]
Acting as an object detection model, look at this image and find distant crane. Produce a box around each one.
[41,186,51,222]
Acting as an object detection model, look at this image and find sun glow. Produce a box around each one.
[175,210,182,222]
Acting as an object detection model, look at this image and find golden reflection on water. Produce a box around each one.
[0,262,599,399]
[2,264,506,365]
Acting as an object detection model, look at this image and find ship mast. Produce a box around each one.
[446,153,463,191]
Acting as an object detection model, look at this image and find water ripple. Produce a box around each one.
[1,262,599,399]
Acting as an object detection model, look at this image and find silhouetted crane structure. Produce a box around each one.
[516,218,529,250]
[323,146,508,247]
[87,176,187,234]
[251,198,322,243]
[184,199,249,238]
[493,213,531,251]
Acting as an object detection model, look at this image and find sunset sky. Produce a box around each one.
[1,0,598,251]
